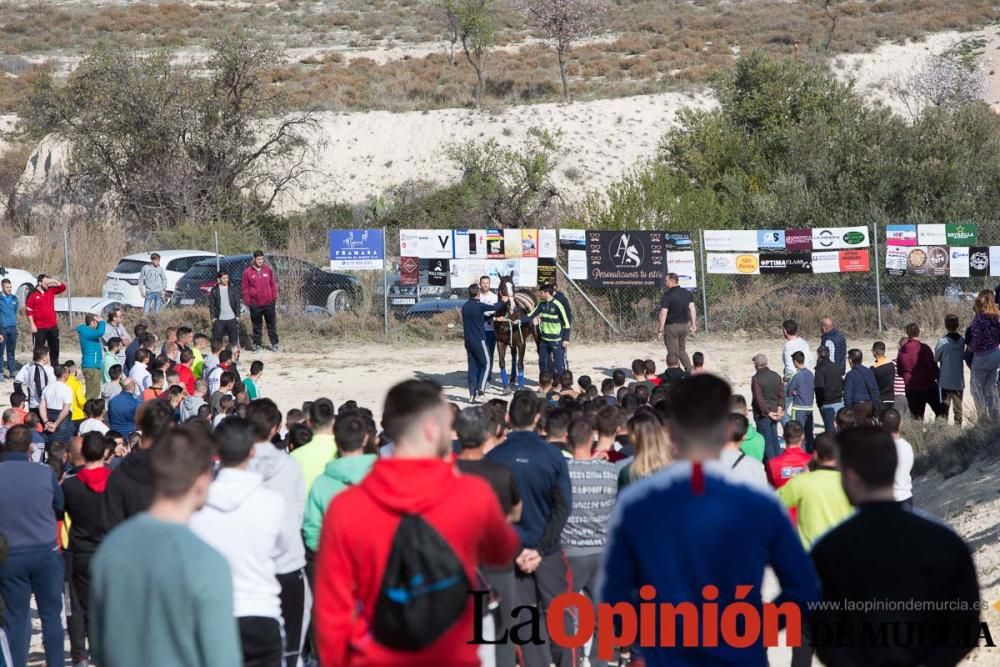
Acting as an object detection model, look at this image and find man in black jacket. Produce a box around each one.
[814,346,844,434]
[62,431,112,666]
[810,426,980,666]
[102,400,174,530]
[208,271,241,347]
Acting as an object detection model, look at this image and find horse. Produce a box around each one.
[494,273,538,392]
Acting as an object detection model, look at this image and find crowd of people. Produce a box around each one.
[0,272,991,667]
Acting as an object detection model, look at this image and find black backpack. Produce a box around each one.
[373,513,471,650]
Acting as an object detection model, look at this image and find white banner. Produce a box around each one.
[918,224,946,246]
[810,252,840,274]
[992,247,1000,277]
[538,229,557,258]
[399,229,454,258]
[567,250,588,280]
[885,246,909,274]
[453,230,487,259]
[706,253,759,275]
[703,230,758,252]
[950,247,970,278]
[666,250,697,288]
[811,226,870,250]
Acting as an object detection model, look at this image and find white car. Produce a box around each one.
[102,250,219,308]
[54,297,132,319]
[0,266,38,304]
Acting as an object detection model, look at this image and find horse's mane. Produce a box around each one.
[497,274,535,315]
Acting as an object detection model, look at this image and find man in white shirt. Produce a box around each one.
[881,408,914,509]
[721,413,770,490]
[190,416,287,666]
[14,347,56,412]
[39,364,75,443]
[781,319,813,381]
[127,348,152,396]
[478,275,499,385]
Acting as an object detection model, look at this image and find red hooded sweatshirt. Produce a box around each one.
[241,263,279,307]
[314,457,520,667]
[895,338,939,391]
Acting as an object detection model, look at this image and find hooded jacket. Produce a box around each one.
[63,466,111,553]
[935,333,966,391]
[103,448,154,531]
[896,338,939,391]
[190,468,287,619]
[179,395,206,422]
[250,441,306,574]
[302,454,376,551]
[77,321,108,369]
[314,458,520,667]
[241,263,279,307]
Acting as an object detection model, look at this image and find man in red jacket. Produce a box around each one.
[241,251,279,352]
[25,275,67,365]
[766,419,812,491]
[895,322,943,421]
[314,380,520,667]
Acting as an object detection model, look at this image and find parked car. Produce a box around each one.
[173,254,362,315]
[102,250,220,308]
[54,297,132,320]
[0,266,37,305]
[405,298,465,320]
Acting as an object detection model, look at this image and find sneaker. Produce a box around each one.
[270,344,279,352]
[252,345,263,352]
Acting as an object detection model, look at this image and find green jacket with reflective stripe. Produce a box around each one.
[522,298,571,343]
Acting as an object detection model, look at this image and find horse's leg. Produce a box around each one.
[516,336,526,388]
[498,339,508,387]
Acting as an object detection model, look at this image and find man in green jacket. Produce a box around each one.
[291,398,338,495]
[515,284,570,376]
[731,394,765,462]
[302,412,376,552]
[90,425,242,667]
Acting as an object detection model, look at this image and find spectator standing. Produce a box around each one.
[781,319,812,383]
[750,353,784,461]
[190,417,287,667]
[176,349,197,395]
[870,341,897,411]
[721,413,769,490]
[486,391,573,667]
[103,401,174,530]
[766,420,812,490]
[0,278,18,379]
[62,431,112,666]
[243,360,263,400]
[14,347,55,415]
[65,360,87,430]
[813,346,844,434]
[90,426,242,667]
[127,348,152,396]
[964,291,1000,422]
[731,394,765,462]
[656,352,688,387]
[656,272,696,372]
[820,317,847,377]
[209,270,242,346]
[139,253,169,314]
[0,425,65,667]
[39,364,75,444]
[242,251,279,352]
[881,408,914,509]
[107,378,140,434]
[478,275,499,383]
[123,326,148,375]
[25,275,66,365]
[809,426,980,666]
[786,351,815,451]
[776,432,853,549]
[461,284,496,401]
[935,314,966,425]
[842,349,880,420]
[601,375,819,666]
[896,323,943,420]
[102,338,123,384]
[314,380,519,666]
[291,397,337,494]
[100,309,130,363]
[79,399,109,436]
[517,284,571,377]
[76,313,107,399]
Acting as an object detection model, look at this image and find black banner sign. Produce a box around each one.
[759,253,813,274]
[537,258,557,286]
[970,247,990,277]
[427,259,449,286]
[586,231,668,287]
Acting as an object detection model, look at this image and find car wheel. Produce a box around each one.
[16,283,32,308]
[326,289,351,315]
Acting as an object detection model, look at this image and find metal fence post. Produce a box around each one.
[214,230,221,271]
[872,222,883,332]
[63,227,73,329]
[699,229,710,333]
[382,227,388,336]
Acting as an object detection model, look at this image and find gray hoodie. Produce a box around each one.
[935,333,966,391]
[179,396,205,422]
[249,441,306,573]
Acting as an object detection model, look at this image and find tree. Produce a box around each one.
[18,33,316,228]
[441,0,496,108]
[892,54,985,119]
[809,0,848,50]
[517,0,606,102]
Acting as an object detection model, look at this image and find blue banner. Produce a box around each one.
[757,229,785,250]
[329,229,385,270]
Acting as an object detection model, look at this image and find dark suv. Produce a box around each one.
[173,254,362,314]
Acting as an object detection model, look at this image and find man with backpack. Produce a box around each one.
[314,380,519,666]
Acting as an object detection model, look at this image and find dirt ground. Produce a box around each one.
[16,333,1000,665]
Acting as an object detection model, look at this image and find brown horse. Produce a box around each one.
[494,274,538,391]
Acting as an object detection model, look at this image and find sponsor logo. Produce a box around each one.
[843,231,865,245]
[400,257,418,274]
[971,251,989,271]
[610,233,644,268]
[816,229,835,248]
[709,255,732,271]
[736,255,759,273]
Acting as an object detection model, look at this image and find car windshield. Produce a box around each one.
[182,264,218,282]
[111,259,148,274]
[166,256,215,273]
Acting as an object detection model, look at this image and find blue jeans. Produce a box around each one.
[484,330,496,382]
[465,340,488,397]
[971,349,1000,422]
[789,406,815,453]
[0,325,15,377]
[539,341,566,376]
[819,401,844,434]
[143,291,164,313]
[755,417,780,462]
[0,546,65,667]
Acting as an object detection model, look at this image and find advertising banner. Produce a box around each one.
[537,257,557,285]
[886,225,917,247]
[970,247,990,277]
[586,230,668,287]
[838,250,870,273]
[917,224,946,246]
[949,247,969,278]
[785,229,813,251]
[887,246,950,276]
[559,229,586,249]
[400,256,419,285]
[399,229,453,259]
[945,223,977,246]
[757,230,786,251]
[759,253,812,274]
[538,229,557,258]
[427,259,449,286]
[328,229,385,270]
[664,231,694,250]
[704,230,758,252]
[453,229,486,258]
[706,253,760,275]
[486,229,505,258]
[811,226,869,250]
[811,252,840,274]
[666,250,697,288]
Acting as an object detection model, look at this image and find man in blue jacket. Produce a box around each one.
[843,348,880,419]
[0,278,17,380]
[487,391,573,667]
[461,283,497,402]
[0,425,65,667]
[600,375,819,666]
[76,313,107,400]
